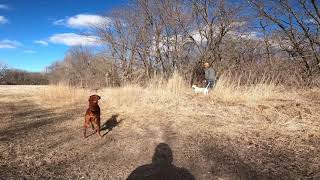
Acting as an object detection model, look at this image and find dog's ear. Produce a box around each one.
[88,95,93,102]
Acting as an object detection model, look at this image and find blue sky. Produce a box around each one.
[0,0,127,72]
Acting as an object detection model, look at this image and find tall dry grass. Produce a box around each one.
[211,73,282,103]
[40,72,284,108]
[37,71,291,129]
[39,83,90,106]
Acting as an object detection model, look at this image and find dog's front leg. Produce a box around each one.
[84,116,90,138]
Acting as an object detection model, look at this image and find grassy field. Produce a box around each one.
[0,76,319,179]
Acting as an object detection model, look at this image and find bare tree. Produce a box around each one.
[47,0,320,87]
[248,0,320,84]
[0,62,8,83]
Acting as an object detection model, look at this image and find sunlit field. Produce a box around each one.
[1,0,320,179]
[1,74,319,179]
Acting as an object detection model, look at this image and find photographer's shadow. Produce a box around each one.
[101,114,123,136]
[127,143,195,180]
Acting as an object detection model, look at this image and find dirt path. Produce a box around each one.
[0,86,319,180]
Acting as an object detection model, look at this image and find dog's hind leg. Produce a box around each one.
[91,122,95,130]
[96,118,102,137]
[83,123,88,138]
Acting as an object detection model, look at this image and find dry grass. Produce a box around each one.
[211,74,282,104]
[1,74,319,179]
[39,84,90,106]
[39,72,281,107]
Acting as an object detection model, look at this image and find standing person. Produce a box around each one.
[203,62,216,88]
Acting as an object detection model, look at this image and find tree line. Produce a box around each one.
[39,0,320,87]
[0,63,49,85]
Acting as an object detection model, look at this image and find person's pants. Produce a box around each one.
[206,80,215,88]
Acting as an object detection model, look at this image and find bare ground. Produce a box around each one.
[0,86,319,180]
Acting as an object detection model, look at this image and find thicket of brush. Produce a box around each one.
[0,68,49,85]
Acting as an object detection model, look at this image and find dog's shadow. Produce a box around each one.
[101,114,123,137]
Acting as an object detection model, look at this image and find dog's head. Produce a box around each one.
[192,85,197,89]
[89,94,101,104]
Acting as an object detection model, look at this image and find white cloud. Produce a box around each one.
[68,14,110,28]
[236,31,262,40]
[0,16,8,24]
[0,39,22,49]
[189,30,206,43]
[49,33,100,46]
[34,40,48,46]
[0,4,9,10]
[53,19,64,26]
[23,50,36,53]
[54,14,111,29]
[306,18,317,24]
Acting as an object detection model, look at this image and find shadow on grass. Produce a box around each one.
[127,143,195,180]
[101,114,123,136]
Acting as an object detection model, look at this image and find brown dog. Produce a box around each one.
[84,95,102,138]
